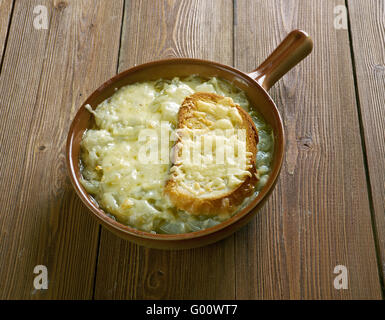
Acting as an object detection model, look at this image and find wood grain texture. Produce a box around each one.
[0,0,14,65]
[0,0,123,299]
[94,0,235,299]
[234,0,382,299]
[1,0,383,300]
[347,0,385,287]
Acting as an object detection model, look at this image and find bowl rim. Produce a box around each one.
[66,57,285,241]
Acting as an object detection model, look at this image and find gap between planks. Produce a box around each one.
[0,0,15,74]
[345,0,385,299]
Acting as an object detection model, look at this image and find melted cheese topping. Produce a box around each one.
[80,76,274,234]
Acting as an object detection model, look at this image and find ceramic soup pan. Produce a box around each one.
[66,29,313,249]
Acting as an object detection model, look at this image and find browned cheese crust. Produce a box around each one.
[164,92,259,216]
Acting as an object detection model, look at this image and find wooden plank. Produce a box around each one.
[94,0,235,299]
[347,0,385,288]
[0,0,124,299]
[0,0,14,64]
[234,0,382,299]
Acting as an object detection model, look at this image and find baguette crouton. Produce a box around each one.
[165,92,259,217]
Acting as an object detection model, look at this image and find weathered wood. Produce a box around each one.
[347,0,385,288]
[0,0,383,300]
[0,0,124,299]
[94,0,235,299]
[234,0,382,299]
[0,0,13,65]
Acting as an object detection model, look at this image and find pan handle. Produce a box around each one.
[248,29,313,91]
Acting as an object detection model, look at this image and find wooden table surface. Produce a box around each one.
[0,0,384,300]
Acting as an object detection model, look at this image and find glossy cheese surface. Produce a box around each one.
[80,76,274,234]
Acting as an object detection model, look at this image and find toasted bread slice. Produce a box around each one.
[165,92,259,217]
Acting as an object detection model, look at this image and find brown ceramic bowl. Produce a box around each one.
[66,30,313,249]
